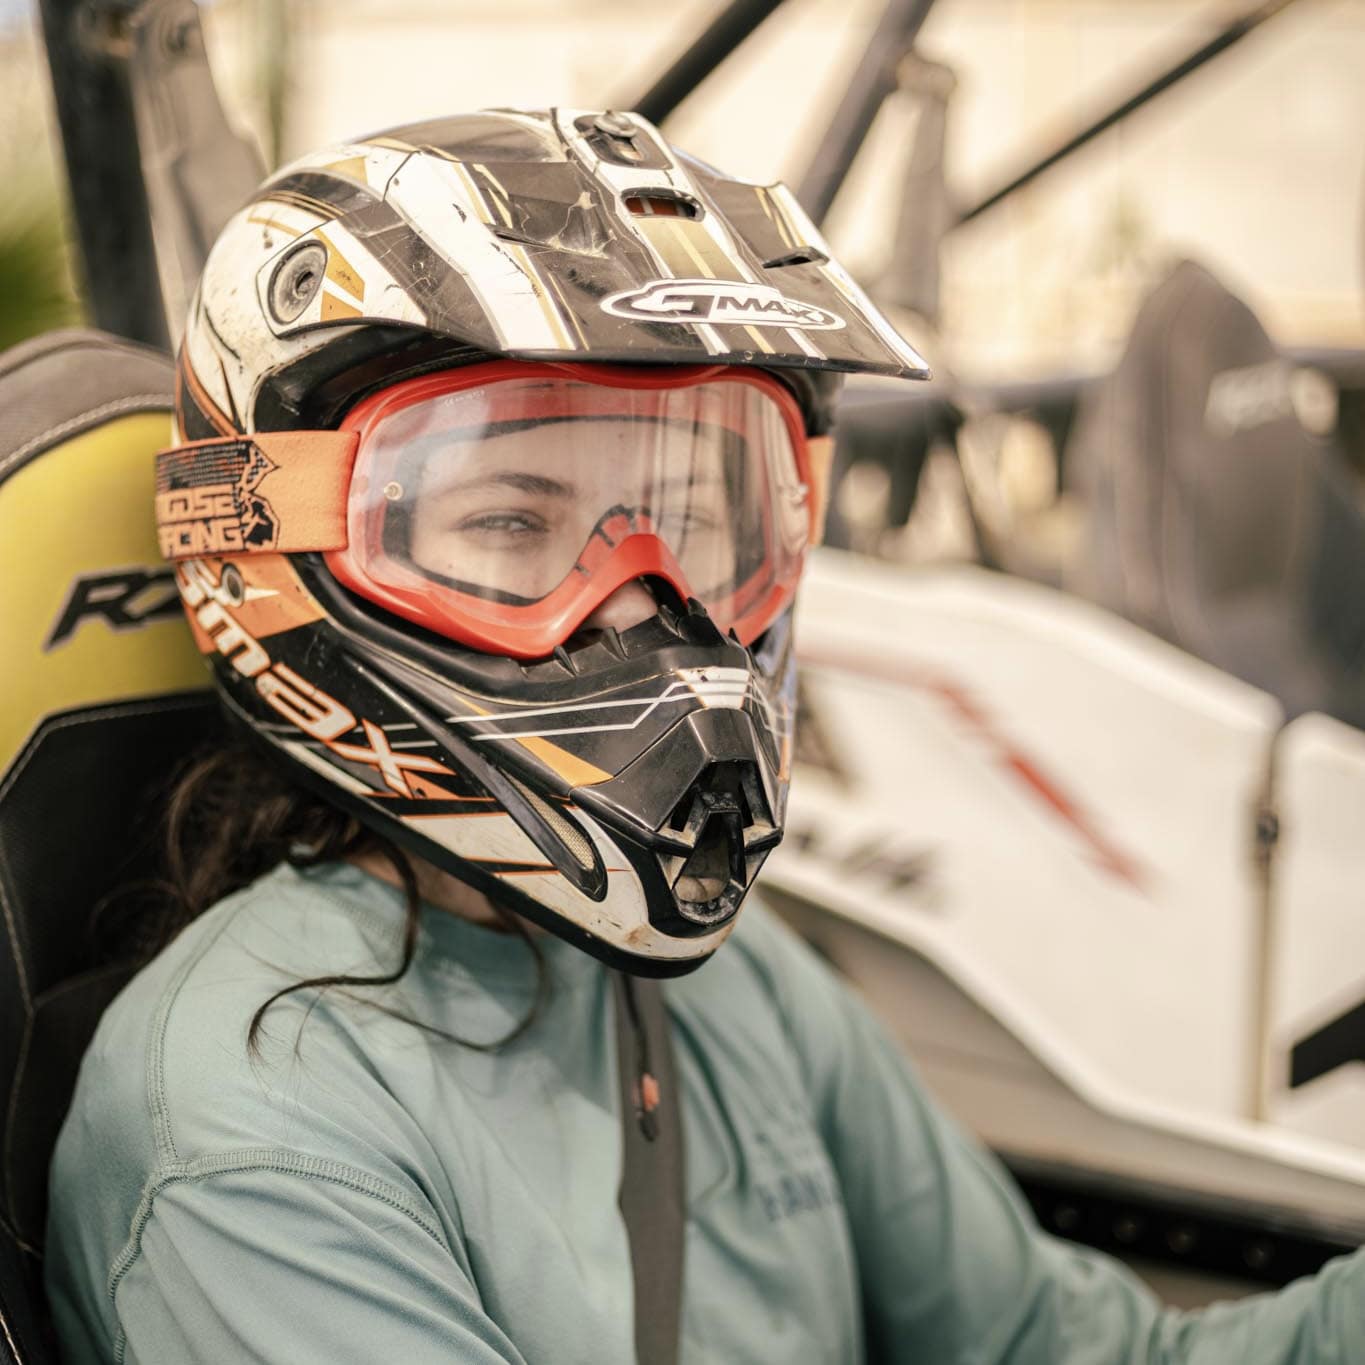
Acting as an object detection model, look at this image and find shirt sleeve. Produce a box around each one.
[747,910,1365,1365]
[114,1165,526,1365]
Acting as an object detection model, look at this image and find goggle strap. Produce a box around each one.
[806,435,835,545]
[154,431,358,560]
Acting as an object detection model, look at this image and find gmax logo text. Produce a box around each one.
[602,279,845,331]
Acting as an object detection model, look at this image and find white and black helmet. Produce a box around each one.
[157,108,928,974]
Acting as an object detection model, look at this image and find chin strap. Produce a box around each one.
[612,972,686,1365]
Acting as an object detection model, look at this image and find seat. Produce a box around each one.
[0,330,221,1363]
[1066,259,1365,728]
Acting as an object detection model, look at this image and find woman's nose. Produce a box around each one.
[581,579,658,633]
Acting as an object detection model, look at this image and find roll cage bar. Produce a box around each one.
[37,0,1302,348]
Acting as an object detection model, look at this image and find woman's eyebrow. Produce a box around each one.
[439,471,576,497]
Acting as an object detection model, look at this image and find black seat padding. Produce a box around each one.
[1067,260,1365,727]
[1,331,175,468]
[0,329,221,1364]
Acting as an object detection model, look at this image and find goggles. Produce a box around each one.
[156,361,820,659]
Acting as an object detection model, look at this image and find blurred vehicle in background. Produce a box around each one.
[618,0,1365,1308]
[749,0,1365,1310]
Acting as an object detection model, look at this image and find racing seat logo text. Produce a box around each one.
[45,568,182,649]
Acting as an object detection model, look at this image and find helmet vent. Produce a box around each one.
[574,113,669,169]
[675,819,736,913]
[268,241,327,324]
[762,246,829,270]
[666,760,754,835]
[662,760,775,928]
[624,194,700,220]
[507,775,597,871]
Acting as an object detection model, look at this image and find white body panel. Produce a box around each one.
[781,552,1282,1121]
[1266,714,1365,1142]
[769,550,1365,1203]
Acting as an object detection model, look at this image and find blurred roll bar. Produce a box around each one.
[37,0,168,347]
[794,0,938,226]
[631,0,788,126]
[36,0,263,350]
[952,0,1301,229]
[630,0,942,231]
[42,0,1305,348]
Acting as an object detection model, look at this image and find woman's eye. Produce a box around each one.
[671,508,723,536]
[453,509,548,537]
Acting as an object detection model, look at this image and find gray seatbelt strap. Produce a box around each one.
[611,972,686,1365]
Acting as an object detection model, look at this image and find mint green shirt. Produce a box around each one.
[46,861,1365,1363]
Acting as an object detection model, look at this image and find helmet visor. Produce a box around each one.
[326,363,812,657]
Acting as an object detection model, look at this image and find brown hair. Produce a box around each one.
[152,739,546,1054]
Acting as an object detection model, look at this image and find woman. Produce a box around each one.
[46,109,1365,1363]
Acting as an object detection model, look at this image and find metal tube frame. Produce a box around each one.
[630,0,789,126]
[37,0,169,349]
[40,0,1306,355]
[635,0,1302,242]
[794,0,939,226]
[953,0,1302,229]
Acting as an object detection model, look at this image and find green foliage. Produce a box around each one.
[0,193,83,351]
[0,30,85,351]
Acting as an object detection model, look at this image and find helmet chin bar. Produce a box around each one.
[572,709,783,940]
[216,670,736,978]
[284,555,793,972]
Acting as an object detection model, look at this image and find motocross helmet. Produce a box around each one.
[155,108,929,975]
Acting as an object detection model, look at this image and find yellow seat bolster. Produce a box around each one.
[1,412,208,778]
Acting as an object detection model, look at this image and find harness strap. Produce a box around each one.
[612,972,686,1365]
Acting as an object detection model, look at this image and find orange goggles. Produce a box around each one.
[156,361,818,659]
